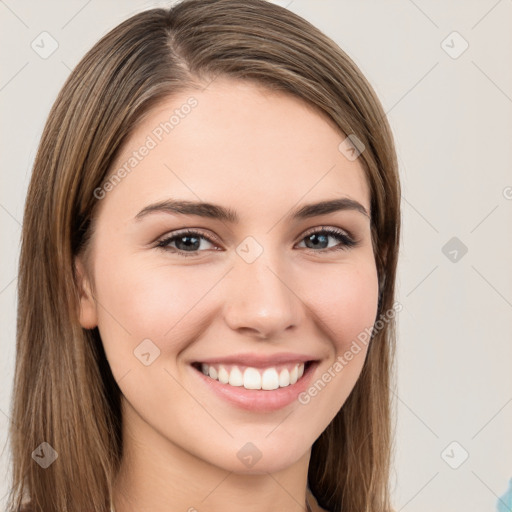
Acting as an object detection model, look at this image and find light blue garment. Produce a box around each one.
[497,478,512,512]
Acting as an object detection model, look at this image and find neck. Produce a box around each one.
[112,399,313,512]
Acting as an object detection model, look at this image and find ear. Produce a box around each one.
[74,256,98,329]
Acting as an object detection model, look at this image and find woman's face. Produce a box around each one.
[76,77,379,475]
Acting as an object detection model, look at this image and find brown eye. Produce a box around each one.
[156,229,218,257]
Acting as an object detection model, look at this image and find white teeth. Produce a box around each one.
[243,367,261,389]
[228,366,243,387]
[278,368,290,387]
[218,366,230,384]
[289,364,298,385]
[198,362,306,390]
[261,368,279,390]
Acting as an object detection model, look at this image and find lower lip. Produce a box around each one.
[191,361,318,412]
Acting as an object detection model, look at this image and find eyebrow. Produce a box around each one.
[134,197,370,223]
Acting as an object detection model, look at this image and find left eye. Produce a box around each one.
[155,227,358,257]
[297,227,358,252]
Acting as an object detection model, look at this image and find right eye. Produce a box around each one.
[155,229,220,257]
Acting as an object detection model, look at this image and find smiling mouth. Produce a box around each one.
[191,361,314,391]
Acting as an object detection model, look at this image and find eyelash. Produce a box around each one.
[155,227,360,258]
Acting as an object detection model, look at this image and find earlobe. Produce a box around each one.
[74,257,98,329]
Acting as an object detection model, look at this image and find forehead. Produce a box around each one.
[97,77,371,223]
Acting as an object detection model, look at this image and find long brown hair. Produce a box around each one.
[7,1,401,510]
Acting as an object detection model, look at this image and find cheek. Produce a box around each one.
[302,261,379,353]
[281,259,379,438]
[93,252,216,363]
[294,261,378,422]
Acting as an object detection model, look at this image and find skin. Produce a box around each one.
[75,77,379,512]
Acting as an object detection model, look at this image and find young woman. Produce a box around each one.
[8,1,401,511]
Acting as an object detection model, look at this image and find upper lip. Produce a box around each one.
[193,352,318,368]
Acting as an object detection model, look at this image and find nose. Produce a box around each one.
[222,250,302,340]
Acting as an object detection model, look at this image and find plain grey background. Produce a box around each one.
[1,1,511,511]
